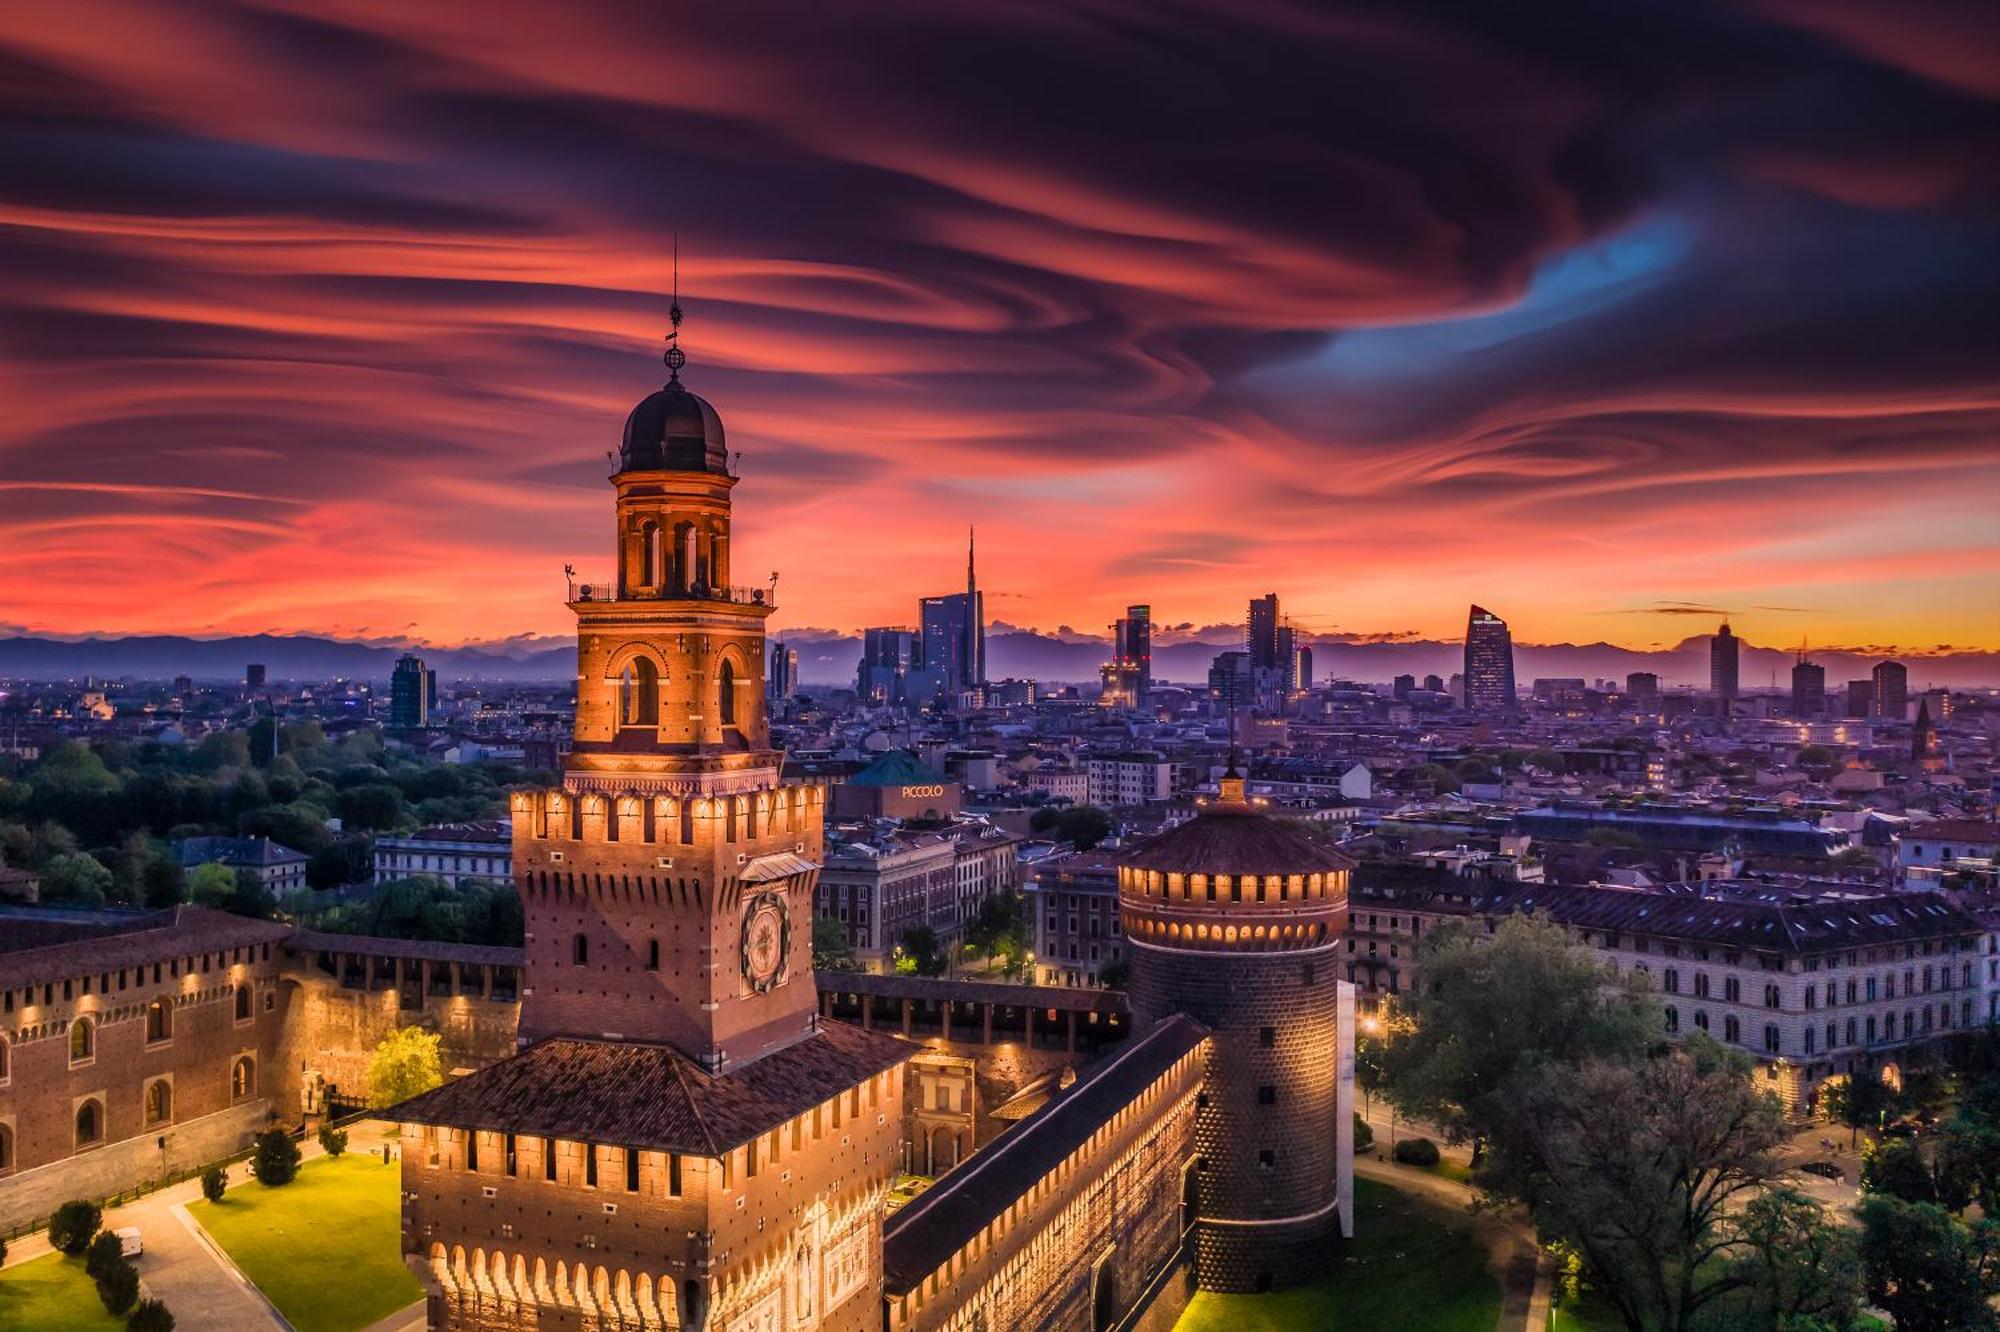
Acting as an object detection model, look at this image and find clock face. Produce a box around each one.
[742,893,789,992]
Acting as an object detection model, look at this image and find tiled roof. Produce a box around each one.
[1123,804,1358,877]
[391,1021,919,1156]
[820,972,1127,1015]
[0,905,293,989]
[1507,885,1981,955]
[288,930,523,968]
[172,835,309,867]
[882,1014,1207,1293]
[846,750,949,788]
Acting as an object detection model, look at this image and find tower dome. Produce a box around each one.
[620,381,728,475]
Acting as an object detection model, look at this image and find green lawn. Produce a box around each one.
[1178,1177,1501,1332]
[188,1154,420,1332]
[0,1253,122,1332]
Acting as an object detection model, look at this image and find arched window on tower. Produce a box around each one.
[640,522,661,590]
[673,523,696,594]
[69,1016,95,1064]
[718,659,737,727]
[75,1099,103,1149]
[232,1057,256,1100]
[622,659,660,729]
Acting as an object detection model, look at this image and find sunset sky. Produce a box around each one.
[1,1,1995,654]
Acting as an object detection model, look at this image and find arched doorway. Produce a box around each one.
[1090,1249,1117,1332]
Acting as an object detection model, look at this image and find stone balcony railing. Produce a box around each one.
[567,575,775,608]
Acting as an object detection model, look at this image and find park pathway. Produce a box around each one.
[1357,1107,1551,1332]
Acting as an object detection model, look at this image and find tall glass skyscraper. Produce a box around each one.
[1463,605,1515,712]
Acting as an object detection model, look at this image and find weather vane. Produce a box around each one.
[664,233,686,383]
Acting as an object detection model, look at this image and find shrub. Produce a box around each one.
[201,1166,227,1203]
[251,1128,301,1186]
[128,1300,176,1332]
[1393,1137,1441,1167]
[1353,1113,1374,1151]
[97,1258,140,1317]
[0,1233,7,1266]
[49,1199,103,1255]
[318,1124,349,1158]
[86,1230,125,1281]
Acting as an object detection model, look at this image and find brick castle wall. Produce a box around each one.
[1128,941,1344,1292]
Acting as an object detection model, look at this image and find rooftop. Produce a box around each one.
[882,1013,1206,1293]
[0,905,294,989]
[1123,801,1358,877]
[391,1021,918,1156]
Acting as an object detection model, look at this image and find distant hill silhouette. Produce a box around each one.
[5,631,1992,691]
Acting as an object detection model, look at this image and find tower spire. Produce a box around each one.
[664,234,687,384]
[967,525,976,596]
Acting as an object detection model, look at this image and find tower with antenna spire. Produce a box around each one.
[914,528,984,705]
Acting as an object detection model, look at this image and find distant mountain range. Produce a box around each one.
[4,631,1993,690]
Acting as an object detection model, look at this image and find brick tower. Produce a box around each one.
[397,306,914,1332]
[1117,770,1356,1292]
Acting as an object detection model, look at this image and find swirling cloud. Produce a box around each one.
[0,0,1993,652]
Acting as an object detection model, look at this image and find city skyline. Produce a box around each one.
[2,4,1996,653]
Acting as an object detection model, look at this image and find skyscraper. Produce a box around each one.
[917,529,984,695]
[1625,672,1660,700]
[1100,603,1153,707]
[1293,642,1314,692]
[1790,652,1825,718]
[1247,594,1280,672]
[245,663,266,689]
[1709,622,1739,712]
[1873,660,1908,719]
[1392,674,1415,700]
[1462,605,1516,712]
[1912,697,1935,761]
[389,653,436,729]
[857,627,916,704]
[768,641,799,702]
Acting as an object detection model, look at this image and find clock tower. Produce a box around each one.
[398,303,913,1332]
[510,299,824,1071]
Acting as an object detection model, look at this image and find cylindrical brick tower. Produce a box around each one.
[1119,771,1354,1292]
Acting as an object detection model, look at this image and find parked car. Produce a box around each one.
[1798,1161,1844,1182]
[115,1226,143,1258]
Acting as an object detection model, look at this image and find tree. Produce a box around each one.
[251,1128,301,1186]
[96,1258,139,1317]
[1826,847,1875,878]
[317,1124,349,1158]
[1823,1072,1896,1148]
[896,926,947,977]
[86,1231,126,1281]
[186,860,238,907]
[1352,1113,1374,1151]
[127,1299,176,1332]
[1526,749,1567,775]
[335,782,405,831]
[40,851,113,906]
[1030,804,1112,851]
[1726,1187,1864,1330]
[1859,1195,2000,1332]
[201,1167,226,1203]
[366,1025,445,1109]
[812,915,857,971]
[1497,1040,1791,1332]
[1381,913,1660,1165]
[1936,1106,2000,1215]
[1864,1137,1939,1205]
[141,857,185,907]
[48,1199,102,1255]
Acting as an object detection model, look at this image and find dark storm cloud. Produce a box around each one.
[0,0,1993,649]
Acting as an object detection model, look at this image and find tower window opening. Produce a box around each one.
[573,934,589,966]
[622,659,661,728]
[718,659,738,727]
